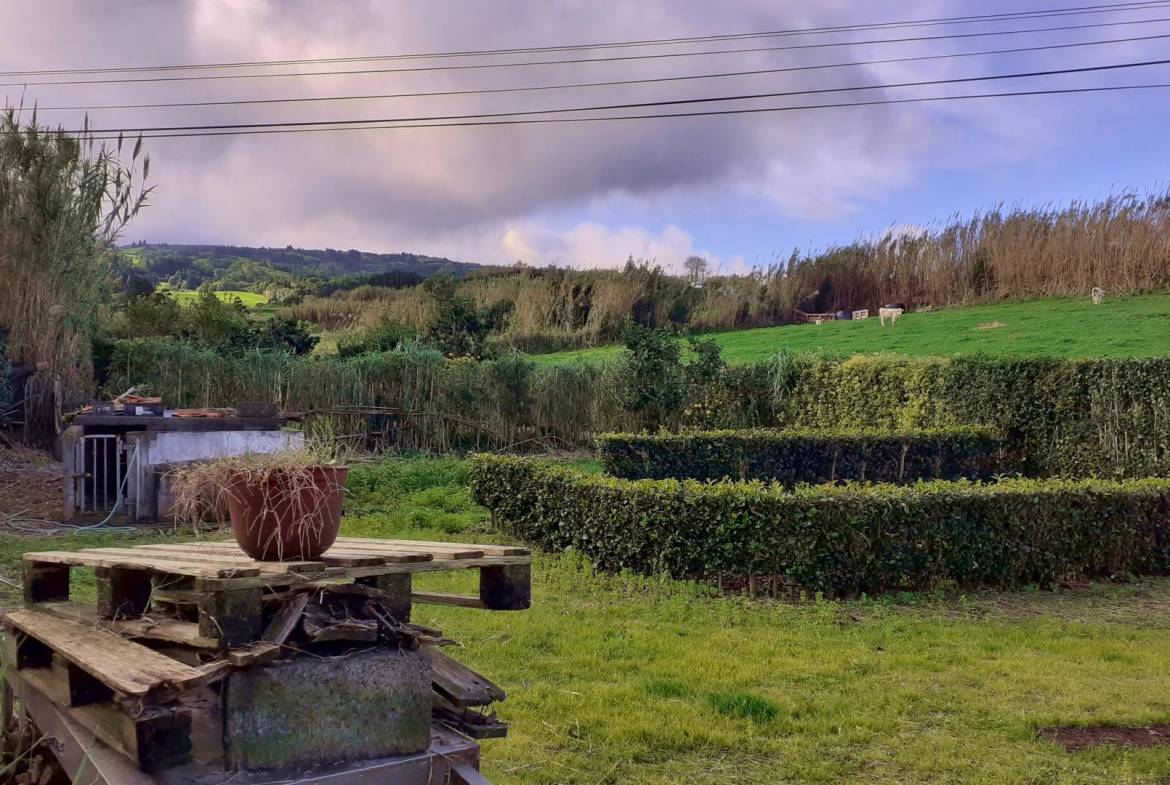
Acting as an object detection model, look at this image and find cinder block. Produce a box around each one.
[224,648,432,770]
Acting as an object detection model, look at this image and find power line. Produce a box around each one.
[2,0,1166,76]
[42,57,1170,135]
[26,32,1170,112]
[78,82,1170,140]
[7,14,1170,88]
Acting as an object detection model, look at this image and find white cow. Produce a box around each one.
[879,307,904,326]
[1091,287,1105,305]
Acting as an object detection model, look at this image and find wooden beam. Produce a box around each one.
[198,587,263,647]
[23,561,69,604]
[412,592,486,610]
[96,566,153,620]
[358,573,412,621]
[479,564,531,611]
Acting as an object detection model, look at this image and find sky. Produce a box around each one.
[2,0,1170,274]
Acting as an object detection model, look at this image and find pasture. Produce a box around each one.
[3,457,1170,784]
[166,288,270,308]
[533,294,1170,365]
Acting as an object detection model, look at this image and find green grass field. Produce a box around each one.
[534,294,1170,365]
[4,456,1170,783]
[166,288,270,308]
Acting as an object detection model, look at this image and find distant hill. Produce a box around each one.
[118,242,482,293]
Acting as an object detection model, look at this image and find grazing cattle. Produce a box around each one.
[879,307,904,326]
[1091,287,1105,305]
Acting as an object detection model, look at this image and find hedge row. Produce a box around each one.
[598,427,1003,484]
[106,339,1170,477]
[471,454,1170,594]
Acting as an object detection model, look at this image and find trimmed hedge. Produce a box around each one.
[471,454,1170,594]
[598,427,1003,484]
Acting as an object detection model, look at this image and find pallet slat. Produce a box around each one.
[29,601,218,649]
[4,610,207,697]
[23,551,259,579]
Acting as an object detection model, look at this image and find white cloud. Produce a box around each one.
[501,221,716,272]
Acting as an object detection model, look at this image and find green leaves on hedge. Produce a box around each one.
[471,455,1170,594]
[598,427,1003,484]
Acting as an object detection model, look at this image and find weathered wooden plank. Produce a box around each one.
[23,551,259,579]
[31,601,218,648]
[262,593,309,645]
[9,666,192,772]
[6,667,163,784]
[104,546,326,575]
[195,555,533,591]
[424,645,505,705]
[343,536,529,557]
[328,542,484,560]
[412,592,487,609]
[3,609,207,697]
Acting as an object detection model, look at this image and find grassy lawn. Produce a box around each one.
[4,456,1170,783]
[166,288,270,308]
[533,294,1170,365]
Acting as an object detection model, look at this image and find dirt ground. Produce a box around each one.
[1039,725,1170,752]
[0,447,63,531]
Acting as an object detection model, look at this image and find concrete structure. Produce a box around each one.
[62,413,301,524]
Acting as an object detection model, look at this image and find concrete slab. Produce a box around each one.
[224,648,432,771]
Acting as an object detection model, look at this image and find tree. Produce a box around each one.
[0,109,151,443]
[684,255,709,287]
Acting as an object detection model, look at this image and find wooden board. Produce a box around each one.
[23,551,259,579]
[345,537,530,557]
[29,601,218,649]
[3,609,207,697]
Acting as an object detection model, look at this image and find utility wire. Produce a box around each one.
[2,0,1166,76]
[25,31,1170,112]
[7,14,1170,87]
[46,57,1170,135]
[78,82,1170,140]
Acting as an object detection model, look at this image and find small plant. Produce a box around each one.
[169,447,348,560]
[707,691,778,724]
[645,679,689,699]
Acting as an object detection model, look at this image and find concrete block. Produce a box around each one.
[224,648,432,771]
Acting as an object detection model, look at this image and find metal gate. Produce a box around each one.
[73,434,125,515]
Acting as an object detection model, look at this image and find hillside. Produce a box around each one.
[533,294,1170,365]
[120,242,481,291]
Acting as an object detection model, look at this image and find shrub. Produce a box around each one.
[599,427,1004,484]
[470,455,1170,594]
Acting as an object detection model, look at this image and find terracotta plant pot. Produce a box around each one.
[227,466,348,561]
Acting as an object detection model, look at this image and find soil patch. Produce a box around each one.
[0,447,62,529]
[1039,725,1170,751]
[975,321,1007,330]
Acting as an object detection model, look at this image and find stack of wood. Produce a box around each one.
[3,537,531,782]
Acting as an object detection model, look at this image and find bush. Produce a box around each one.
[471,454,1170,594]
[599,427,1004,484]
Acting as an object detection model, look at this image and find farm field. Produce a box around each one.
[165,288,270,308]
[4,457,1170,784]
[533,294,1170,365]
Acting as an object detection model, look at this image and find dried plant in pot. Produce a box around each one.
[170,451,348,561]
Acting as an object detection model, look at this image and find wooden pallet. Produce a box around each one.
[23,538,532,648]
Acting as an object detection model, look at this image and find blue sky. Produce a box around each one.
[3,0,1169,271]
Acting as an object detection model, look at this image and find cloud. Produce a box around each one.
[1,0,1156,257]
[500,221,717,271]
